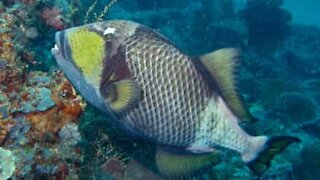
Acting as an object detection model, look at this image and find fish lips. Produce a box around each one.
[51,31,62,58]
[51,31,71,63]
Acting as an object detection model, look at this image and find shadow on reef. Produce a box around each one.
[241,0,292,54]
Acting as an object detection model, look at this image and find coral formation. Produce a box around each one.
[26,78,84,140]
[0,147,16,180]
[0,118,15,145]
[293,142,320,179]
[0,0,86,178]
[257,80,298,108]
[14,87,55,113]
[272,92,317,124]
[41,7,65,30]
[241,0,292,52]
[0,11,25,93]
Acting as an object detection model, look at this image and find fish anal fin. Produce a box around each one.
[103,79,141,114]
[200,48,256,123]
[155,148,221,179]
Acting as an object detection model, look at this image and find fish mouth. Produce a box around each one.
[51,31,70,61]
[51,43,60,56]
[51,31,62,57]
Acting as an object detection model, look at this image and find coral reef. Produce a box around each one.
[0,1,85,178]
[0,0,319,179]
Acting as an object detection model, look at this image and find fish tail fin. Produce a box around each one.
[243,136,300,176]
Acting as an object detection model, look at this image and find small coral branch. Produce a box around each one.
[84,0,98,24]
[97,0,118,22]
[84,0,118,24]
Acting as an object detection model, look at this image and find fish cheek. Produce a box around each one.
[67,28,105,84]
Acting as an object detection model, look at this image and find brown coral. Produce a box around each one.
[0,13,18,62]
[0,66,24,92]
[0,33,16,61]
[41,7,65,30]
[26,79,85,141]
[0,118,15,145]
[52,80,84,118]
[0,15,25,92]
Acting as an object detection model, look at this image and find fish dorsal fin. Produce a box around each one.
[102,79,141,114]
[155,148,221,179]
[200,48,255,122]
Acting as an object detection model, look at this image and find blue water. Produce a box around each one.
[0,0,319,179]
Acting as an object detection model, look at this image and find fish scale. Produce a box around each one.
[123,30,211,146]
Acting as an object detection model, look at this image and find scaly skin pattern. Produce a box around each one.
[121,27,211,147]
[112,22,254,154]
[54,20,258,155]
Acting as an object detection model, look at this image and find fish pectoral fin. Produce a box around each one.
[103,79,141,113]
[200,48,256,123]
[155,148,221,179]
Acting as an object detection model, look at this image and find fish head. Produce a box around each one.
[51,22,111,113]
[51,20,140,114]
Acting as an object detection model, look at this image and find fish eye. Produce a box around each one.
[103,27,116,41]
[104,33,113,41]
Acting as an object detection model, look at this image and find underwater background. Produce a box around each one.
[0,0,319,179]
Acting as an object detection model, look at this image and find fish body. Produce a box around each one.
[52,20,299,176]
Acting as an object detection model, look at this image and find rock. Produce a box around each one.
[0,147,16,180]
[59,123,81,148]
[101,158,124,180]
[123,159,164,180]
[14,87,55,113]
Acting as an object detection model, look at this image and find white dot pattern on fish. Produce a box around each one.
[122,32,212,146]
[192,97,250,153]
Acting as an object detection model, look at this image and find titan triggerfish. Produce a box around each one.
[51,20,300,178]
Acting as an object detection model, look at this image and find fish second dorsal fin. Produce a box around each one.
[200,48,256,123]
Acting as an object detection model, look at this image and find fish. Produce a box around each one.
[51,20,300,178]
